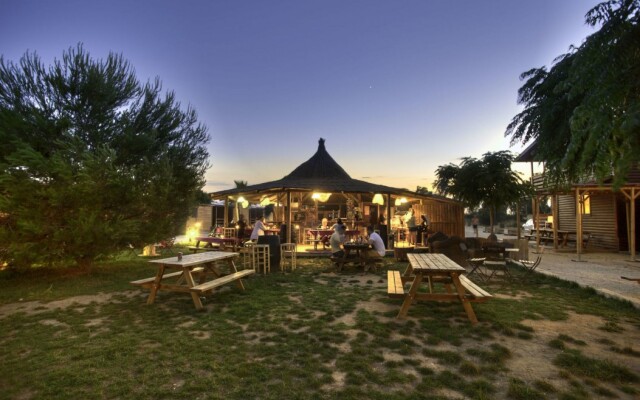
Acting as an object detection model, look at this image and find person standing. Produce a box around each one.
[237,214,247,240]
[472,215,479,238]
[406,208,417,245]
[419,214,429,245]
[250,215,267,241]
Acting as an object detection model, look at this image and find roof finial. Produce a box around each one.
[318,137,326,150]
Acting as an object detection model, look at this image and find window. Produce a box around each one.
[580,195,591,215]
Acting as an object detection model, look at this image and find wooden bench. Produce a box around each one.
[309,239,327,250]
[190,269,255,294]
[188,245,220,253]
[387,270,405,298]
[564,233,592,248]
[331,256,383,271]
[523,234,553,244]
[130,267,204,288]
[458,275,492,302]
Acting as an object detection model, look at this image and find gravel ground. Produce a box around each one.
[469,225,640,308]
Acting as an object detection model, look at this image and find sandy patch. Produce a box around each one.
[0,291,140,319]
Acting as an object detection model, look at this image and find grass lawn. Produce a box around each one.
[1,248,639,399]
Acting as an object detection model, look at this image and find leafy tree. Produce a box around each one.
[0,45,210,270]
[196,189,211,204]
[433,151,530,232]
[506,0,640,188]
[415,186,431,195]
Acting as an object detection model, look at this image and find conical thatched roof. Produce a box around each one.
[211,138,415,199]
[283,138,351,180]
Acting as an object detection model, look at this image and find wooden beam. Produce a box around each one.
[286,191,292,244]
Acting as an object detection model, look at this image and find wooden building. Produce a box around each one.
[516,142,640,260]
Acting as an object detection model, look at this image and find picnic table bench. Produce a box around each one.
[386,270,491,303]
[525,229,591,248]
[389,253,492,324]
[188,245,220,253]
[131,252,254,310]
[195,236,239,252]
[331,242,383,272]
[330,255,383,271]
[190,270,255,294]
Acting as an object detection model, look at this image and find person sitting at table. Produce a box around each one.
[363,225,386,272]
[329,224,347,258]
[250,215,267,241]
[319,217,329,229]
[317,217,332,249]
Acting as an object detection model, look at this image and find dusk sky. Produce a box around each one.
[2,0,601,193]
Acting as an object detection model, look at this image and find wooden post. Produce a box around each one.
[622,188,638,261]
[224,197,229,227]
[573,188,585,262]
[286,191,292,244]
[552,194,558,250]
[632,188,637,261]
[629,188,640,261]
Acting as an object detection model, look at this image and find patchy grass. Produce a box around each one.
[553,349,639,384]
[0,254,639,399]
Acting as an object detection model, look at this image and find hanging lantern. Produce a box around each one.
[260,196,271,206]
[312,192,332,202]
[372,193,384,205]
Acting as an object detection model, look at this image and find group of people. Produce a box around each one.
[329,223,386,272]
[405,208,430,245]
[230,214,269,242]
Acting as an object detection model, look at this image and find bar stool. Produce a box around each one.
[240,241,256,271]
[223,227,236,238]
[252,244,270,274]
[280,243,297,272]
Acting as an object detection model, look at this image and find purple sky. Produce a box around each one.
[2,0,600,193]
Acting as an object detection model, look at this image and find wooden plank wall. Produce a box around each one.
[196,205,214,232]
[557,192,619,250]
[414,200,465,238]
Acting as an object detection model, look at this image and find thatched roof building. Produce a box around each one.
[211,138,464,243]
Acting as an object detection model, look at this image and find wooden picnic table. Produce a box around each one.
[525,228,591,248]
[388,253,492,324]
[308,229,360,250]
[131,252,254,310]
[195,236,240,251]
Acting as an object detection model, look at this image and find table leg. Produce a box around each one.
[147,264,165,305]
[228,258,245,290]
[183,270,204,310]
[338,248,351,272]
[451,273,478,324]
[401,264,414,284]
[357,249,366,268]
[198,261,221,284]
[397,273,423,318]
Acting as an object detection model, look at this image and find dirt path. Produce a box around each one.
[0,291,142,319]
